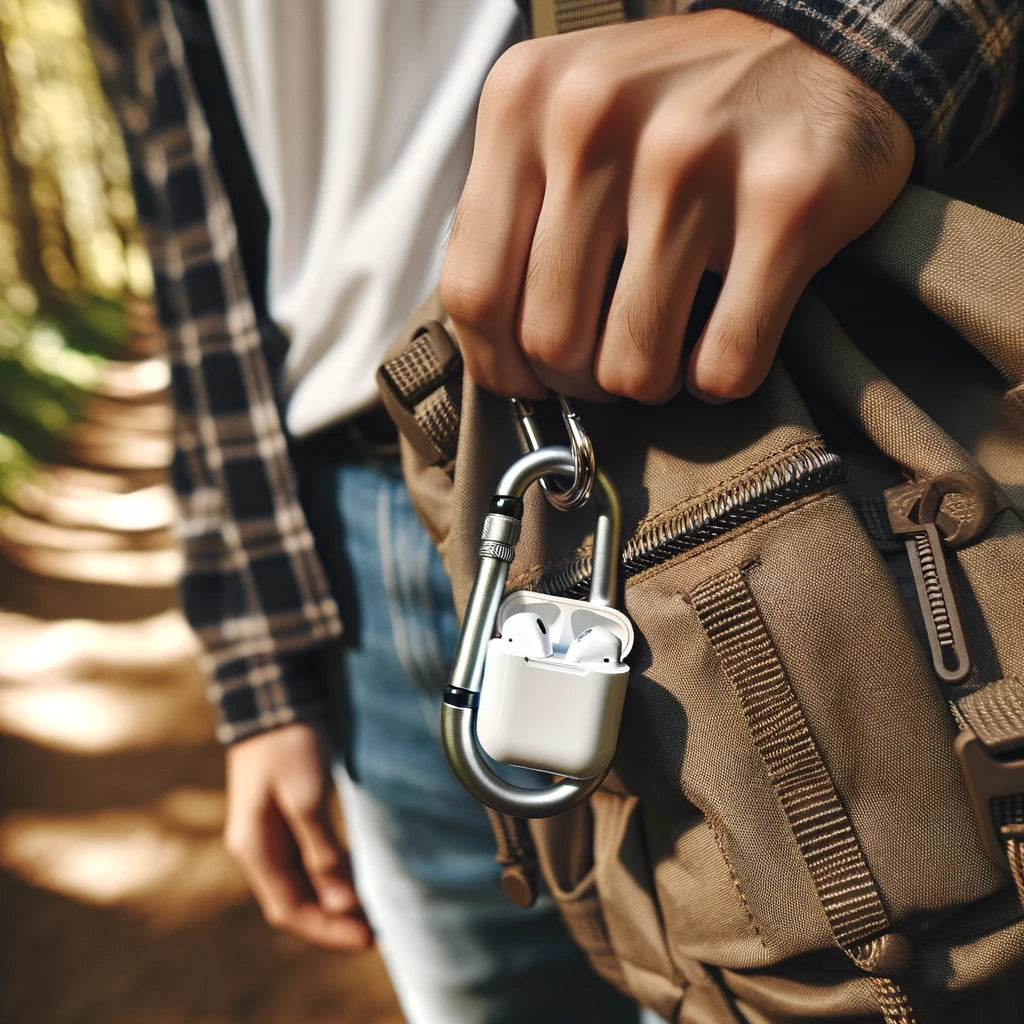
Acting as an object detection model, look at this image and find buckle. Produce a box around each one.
[954,727,1024,861]
[376,320,462,467]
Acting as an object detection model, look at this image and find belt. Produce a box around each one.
[294,405,400,465]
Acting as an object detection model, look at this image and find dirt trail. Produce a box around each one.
[0,307,404,1024]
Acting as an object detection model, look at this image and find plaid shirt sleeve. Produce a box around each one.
[690,0,1023,177]
[87,0,342,744]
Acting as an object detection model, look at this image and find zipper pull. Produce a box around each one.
[885,473,1005,686]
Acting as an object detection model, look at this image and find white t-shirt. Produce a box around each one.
[207,1,526,438]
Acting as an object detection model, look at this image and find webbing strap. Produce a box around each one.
[957,676,1024,753]
[869,978,917,1024]
[691,567,917,1023]
[532,0,628,36]
[691,568,892,948]
[997,796,1024,906]
[376,320,462,468]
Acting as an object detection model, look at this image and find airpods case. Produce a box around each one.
[476,592,635,779]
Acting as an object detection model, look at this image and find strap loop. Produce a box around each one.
[954,677,1024,867]
[377,320,462,468]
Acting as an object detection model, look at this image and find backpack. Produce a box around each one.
[377,5,1024,1021]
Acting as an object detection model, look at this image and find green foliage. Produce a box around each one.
[0,292,124,501]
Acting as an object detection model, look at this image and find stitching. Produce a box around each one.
[705,816,768,950]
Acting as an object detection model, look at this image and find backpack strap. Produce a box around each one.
[530,0,628,37]
[690,566,918,1024]
[954,677,1024,907]
[377,317,461,471]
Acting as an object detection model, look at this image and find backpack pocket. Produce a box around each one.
[625,488,1016,984]
[532,471,1022,1015]
[532,786,745,1024]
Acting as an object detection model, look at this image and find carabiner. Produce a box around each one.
[510,394,595,511]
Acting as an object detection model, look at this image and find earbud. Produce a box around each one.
[499,612,553,658]
[564,626,621,665]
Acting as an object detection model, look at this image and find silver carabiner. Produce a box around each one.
[511,394,595,511]
[441,445,625,818]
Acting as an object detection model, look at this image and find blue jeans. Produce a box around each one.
[304,457,643,1024]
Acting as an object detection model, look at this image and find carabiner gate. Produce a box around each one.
[511,394,596,511]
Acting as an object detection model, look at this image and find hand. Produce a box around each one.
[442,10,914,404]
[223,721,372,950]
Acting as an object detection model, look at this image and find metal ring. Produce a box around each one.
[510,394,596,511]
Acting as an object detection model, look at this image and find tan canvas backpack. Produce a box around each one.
[377,3,1024,1021]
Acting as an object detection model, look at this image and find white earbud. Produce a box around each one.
[564,626,621,665]
[499,612,554,658]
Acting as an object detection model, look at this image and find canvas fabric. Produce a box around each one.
[376,4,1024,1021]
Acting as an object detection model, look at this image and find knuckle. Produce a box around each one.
[596,299,682,402]
[308,848,341,876]
[637,121,713,195]
[596,362,675,404]
[518,318,575,371]
[554,63,618,125]
[692,365,758,401]
[692,347,763,401]
[752,158,833,239]
[283,782,325,821]
[480,41,546,122]
[440,270,505,331]
[549,66,622,165]
[691,308,772,401]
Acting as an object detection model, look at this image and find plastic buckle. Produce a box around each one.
[376,320,462,467]
[954,727,1024,861]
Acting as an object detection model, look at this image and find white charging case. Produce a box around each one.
[476,592,635,779]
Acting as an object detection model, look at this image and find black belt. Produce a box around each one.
[294,405,400,465]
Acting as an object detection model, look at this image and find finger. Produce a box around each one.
[278,782,359,916]
[686,230,813,403]
[441,63,546,398]
[241,801,372,951]
[516,167,622,400]
[594,203,709,404]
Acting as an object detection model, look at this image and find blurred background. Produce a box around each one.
[0,2,402,1020]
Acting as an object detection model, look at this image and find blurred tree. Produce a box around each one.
[0,35,50,301]
[0,0,152,501]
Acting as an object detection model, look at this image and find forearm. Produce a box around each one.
[689,0,1023,176]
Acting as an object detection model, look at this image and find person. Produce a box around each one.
[87,0,1021,1021]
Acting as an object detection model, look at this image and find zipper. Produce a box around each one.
[884,472,1007,687]
[533,441,845,598]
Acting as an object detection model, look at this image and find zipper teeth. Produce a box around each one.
[537,443,845,598]
[911,531,957,652]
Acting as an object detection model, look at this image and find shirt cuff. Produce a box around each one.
[209,643,339,744]
[690,0,1023,178]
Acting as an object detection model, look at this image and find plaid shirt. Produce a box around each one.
[88,0,1021,744]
